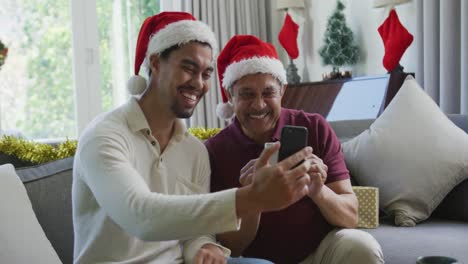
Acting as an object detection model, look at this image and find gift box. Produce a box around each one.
[352,186,379,228]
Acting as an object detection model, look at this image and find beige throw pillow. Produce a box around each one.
[342,76,468,226]
[0,164,62,264]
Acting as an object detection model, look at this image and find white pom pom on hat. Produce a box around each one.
[127,11,217,96]
[216,35,287,120]
[216,101,235,120]
[127,75,147,95]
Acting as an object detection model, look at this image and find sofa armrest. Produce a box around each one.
[352,186,379,229]
[16,157,74,264]
[433,178,468,222]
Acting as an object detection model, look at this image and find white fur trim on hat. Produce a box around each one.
[216,102,234,120]
[127,75,147,95]
[144,20,217,68]
[222,57,287,90]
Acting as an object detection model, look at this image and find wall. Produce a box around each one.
[270,0,417,82]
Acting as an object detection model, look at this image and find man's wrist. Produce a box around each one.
[236,185,262,218]
[201,243,224,254]
[309,184,327,202]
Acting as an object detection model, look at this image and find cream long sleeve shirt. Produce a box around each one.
[72,98,239,264]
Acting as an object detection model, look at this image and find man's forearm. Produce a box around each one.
[217,213,261,256]
[311,185,358,228]
[235,185,262,217]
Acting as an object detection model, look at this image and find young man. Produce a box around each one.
[73,13,313,264]
[205,35,384,264]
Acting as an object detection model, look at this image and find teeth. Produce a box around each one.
[181,92,197,101]
[250,114,267,119]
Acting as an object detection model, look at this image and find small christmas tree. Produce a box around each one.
[319,0,359,79]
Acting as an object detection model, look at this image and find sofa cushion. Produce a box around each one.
[433,178,468,222]
[0,152,35,167]
[365,218,468,264]
[330,119,375,144]
[16,157,74,264]
[342,76,468,226]
[0,164,61,264]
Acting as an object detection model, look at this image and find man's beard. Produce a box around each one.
[172,104,195,119]
[171,85,205,119]
[170,96,201,119]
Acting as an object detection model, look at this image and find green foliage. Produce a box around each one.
[96,0,159,112]
[96,0,113,112]
[319,0,359,72]
[17,0,75,139]
[13,0,159,138]
[0,135,77,164]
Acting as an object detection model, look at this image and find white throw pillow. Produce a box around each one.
[342,76,468,226]
[0,164,62,264]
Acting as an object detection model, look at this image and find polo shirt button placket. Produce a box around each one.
[156,156,163,168]
[151,141,156,146]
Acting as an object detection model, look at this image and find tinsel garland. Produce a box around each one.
[188,127,221,141]
[0,128,220,164]
[0,135,77,164]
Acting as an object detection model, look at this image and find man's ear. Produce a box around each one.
[279,84,287,103]
[281,84,287,95]
[149,54,161,75]
[226,88,234,103]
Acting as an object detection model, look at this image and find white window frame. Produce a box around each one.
[70,0,172,136]
[70,0,102,136]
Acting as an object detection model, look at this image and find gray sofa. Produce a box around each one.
[330,114,468,264]
[15,157,74,264]
[8,114,468,264]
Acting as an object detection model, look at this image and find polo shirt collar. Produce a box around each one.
[173,119,189,142]
[126,98,150,133]
[124,98,188,141]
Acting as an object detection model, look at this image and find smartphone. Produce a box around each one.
[278,125,308,163]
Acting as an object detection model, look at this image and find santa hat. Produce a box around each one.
[216,35,287,120]
[127,12,217,95]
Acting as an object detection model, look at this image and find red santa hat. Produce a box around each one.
[127,12,218,95]
[216,35,287,120]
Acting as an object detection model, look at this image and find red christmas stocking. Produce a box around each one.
[378,9,414,72]
[278,13,299,59]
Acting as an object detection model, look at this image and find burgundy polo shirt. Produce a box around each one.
[205,108,350,264]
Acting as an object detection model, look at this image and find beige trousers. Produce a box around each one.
[299,229,384,264]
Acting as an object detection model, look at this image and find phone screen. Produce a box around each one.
[278,125,308,162]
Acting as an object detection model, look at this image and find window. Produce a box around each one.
[0,0,160,140]
[95,0,160,111]
[72,0,160,135]
[0,0,75,140]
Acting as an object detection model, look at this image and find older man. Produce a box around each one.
[73,14,312,264]
[205,35,384,264]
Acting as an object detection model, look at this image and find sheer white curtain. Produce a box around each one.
[416,0,468,114]
[178,0,272,128]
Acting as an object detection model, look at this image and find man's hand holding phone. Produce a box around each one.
[237,142,313,214]
[239,125,310,188]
